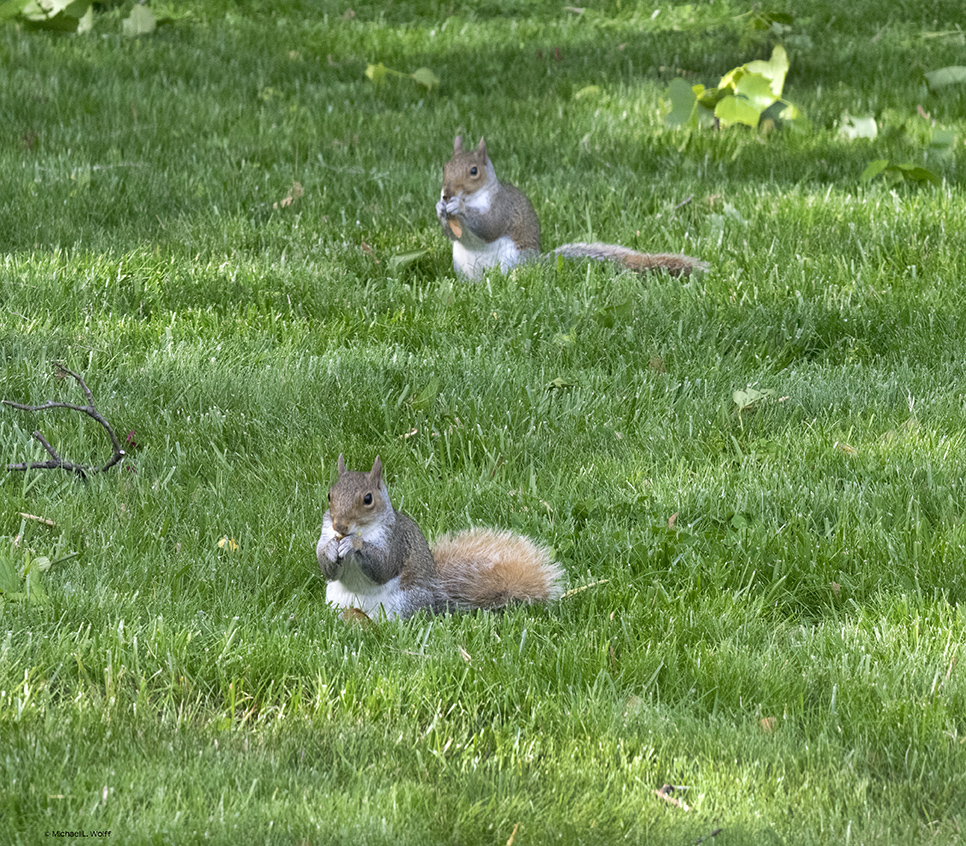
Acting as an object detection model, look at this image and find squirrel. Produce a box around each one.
[316,455,565,620]
[436,135,707,281]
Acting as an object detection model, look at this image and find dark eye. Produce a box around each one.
[327,492,332,503]
[469,166,478,176]
[363,493,373,505]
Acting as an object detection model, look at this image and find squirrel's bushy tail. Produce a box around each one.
[431,528,564,610]
[553,242,707,277]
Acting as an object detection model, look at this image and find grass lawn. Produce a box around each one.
[2,0,965,842]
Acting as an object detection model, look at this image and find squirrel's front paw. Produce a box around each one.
[337,535,362,558]
[323,537,341,564]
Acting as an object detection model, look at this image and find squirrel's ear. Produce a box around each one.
[370,456,383,484]
[453,135,464,153]
[337,454,346,476]
[477,137,487,157]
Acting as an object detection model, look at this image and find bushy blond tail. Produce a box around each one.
[430,528,564,610]
[552,242,707,277]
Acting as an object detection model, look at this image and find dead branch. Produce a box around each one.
[653,783,691,811]
[2,364,125,481]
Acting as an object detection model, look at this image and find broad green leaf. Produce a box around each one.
[734,73,776,113]
[388,250,427,271]
[861,159,941,187]
[891,162,941,186]
[666,78,697,127]
[860,159,890,183]
[930,128,957,155]
[733,387,774,411]
[410,67,439,91]
[365,62,389,85]
[776,100,806,126]
[574,85,601,100]
[746,44,789,97]
[716,66,747,93]
[410,376,440,412]
[122,4,155,37]
[715,94,761,128]
[924,66,966,90]
[838,115,878,141]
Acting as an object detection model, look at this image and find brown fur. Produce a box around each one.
[552,243,707,277]
[431,528,564,609]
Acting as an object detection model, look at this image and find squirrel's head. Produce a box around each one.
[328,455,390,536]
[442,136,495,201]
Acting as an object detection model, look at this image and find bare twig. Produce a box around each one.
[653,783,691,811]
[3,364,125,481]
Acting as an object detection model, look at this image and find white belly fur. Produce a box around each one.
[453,236,526,281]
[326,573,404,619]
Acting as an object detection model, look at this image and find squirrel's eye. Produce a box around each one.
[327,492,331,503]
[469,166,478,176]
[363,493,373,505]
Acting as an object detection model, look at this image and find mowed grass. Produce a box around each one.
[1,0,966,842]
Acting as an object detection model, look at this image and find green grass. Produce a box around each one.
[2,0,966,842]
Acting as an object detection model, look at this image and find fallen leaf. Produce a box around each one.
[342,607,373,625]
[273,181,304,209]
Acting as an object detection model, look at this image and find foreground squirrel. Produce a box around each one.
[436,136,707,281]
[317,455,564,619]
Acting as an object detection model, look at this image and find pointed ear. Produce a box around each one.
[453,135,464,153]
[337,454,346,476]
[477,137,487,157]
[370,456,383,484]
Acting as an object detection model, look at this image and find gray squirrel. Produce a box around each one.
[436,136,707,281]
[317,455,564,619]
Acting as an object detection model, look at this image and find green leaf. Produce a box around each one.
[930,128,957,156]
[891,162,942,186]
[716,66,747,94]
[860,159,890,183]
[861,159,941,187]
[410,67,439,91]
[574,84,601,100]
[388,250,427,271]
[733,387,774,411]
[365,62,389,85]
[122,4,155,37]
[666,78,697,128]
[410,376,440,412]
[924,66,966,90]
[734,73,777,113]
[715,94,761,128]
[745,45,789,98]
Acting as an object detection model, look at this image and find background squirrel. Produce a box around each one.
[317,455,565,619]
[436,136,707,281]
